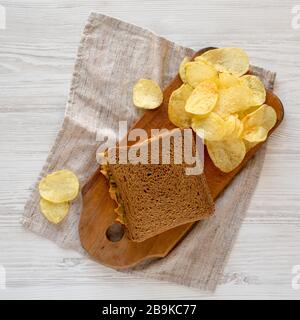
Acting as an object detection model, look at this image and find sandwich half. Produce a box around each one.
[100,128,214,242]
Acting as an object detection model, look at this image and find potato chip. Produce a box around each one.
[214,85,252,114]
[223,115,237,138]
[244,140,260,152]
[241,75,266,106]
[218,72,240,89]
[192,112,226,141]
[200,48,249,77]
[194,55,209,63]
[40,198,69,224]
[39,170,79,203]
[206,139,246,173]
[185,80,218,116]
[168,83,194,128]
[179,56,190,83]
[133,79,163,109]
[185,61,217,88]
[243,126,269,142]
[242,104,277,142]
[237,105,260,120]
[231,117,244,138]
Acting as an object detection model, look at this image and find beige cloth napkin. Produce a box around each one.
[22,12,276,291]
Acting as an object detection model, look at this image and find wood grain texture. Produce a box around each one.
[79,47,284,269]
[0,0,300,299]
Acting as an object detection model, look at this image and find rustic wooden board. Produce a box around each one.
[79,48,284,269]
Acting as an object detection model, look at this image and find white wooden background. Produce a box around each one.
[0,0,299,299]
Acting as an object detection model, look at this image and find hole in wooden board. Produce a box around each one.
[106,223,125,242]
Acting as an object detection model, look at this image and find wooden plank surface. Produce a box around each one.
[0,0,300,299]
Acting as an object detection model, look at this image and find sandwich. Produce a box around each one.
[100,128,214,242]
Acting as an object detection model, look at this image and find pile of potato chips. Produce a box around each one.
[132,48,277,172]
[168,48,277,172]
[38,170,79,224]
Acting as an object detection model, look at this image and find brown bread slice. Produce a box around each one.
[106,128,214,242]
